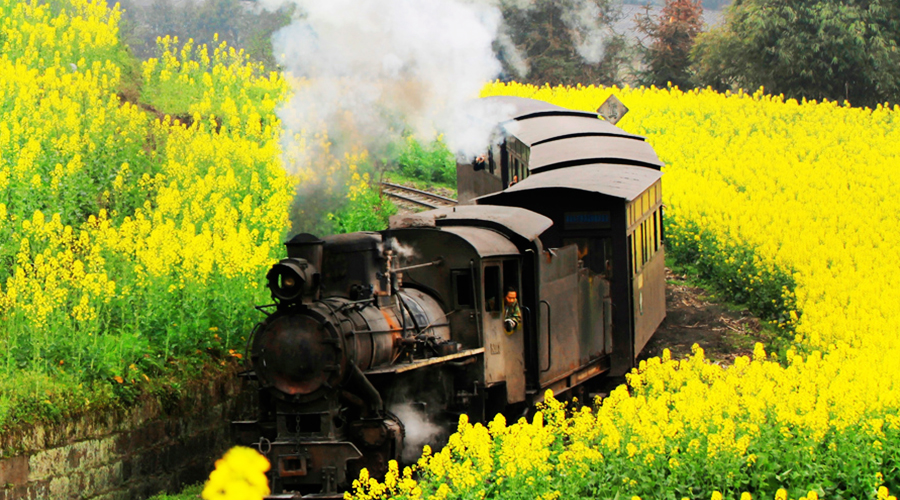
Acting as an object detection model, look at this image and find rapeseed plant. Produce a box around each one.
[347,83,900,498]
[0,0,295,426]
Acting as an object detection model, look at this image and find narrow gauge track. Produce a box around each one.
[381,181,457,209]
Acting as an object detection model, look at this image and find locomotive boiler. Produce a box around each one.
[234,96,667,499]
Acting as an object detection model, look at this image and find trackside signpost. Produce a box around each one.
[598,94,628,125]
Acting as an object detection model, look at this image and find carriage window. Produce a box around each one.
[640,221,645,264]
[642,222,648,265]
[644,220,650,264]
[484,265,501,312]
[453,270,474,308]
[503,260,519,296]
[653,210,659,252]
[629,235,636,276]
[563,238,613,276]
[635,225,641,268]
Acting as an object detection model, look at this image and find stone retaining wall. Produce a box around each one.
[0,369,256,500]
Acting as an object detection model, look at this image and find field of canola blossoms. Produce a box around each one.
[0,0,327,429]
[5,1,900,498]
[346,86,900,499]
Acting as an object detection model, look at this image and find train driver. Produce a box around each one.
[503,287,522,333]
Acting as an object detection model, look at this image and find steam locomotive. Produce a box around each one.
[233,96,666,498]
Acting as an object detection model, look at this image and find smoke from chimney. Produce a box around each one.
[261,0,517,165]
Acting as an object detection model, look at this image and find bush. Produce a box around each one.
[0,0,293,430]
[328,170,397,234]
[395,136,456,187]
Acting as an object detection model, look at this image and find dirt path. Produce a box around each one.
[639,268,768,365]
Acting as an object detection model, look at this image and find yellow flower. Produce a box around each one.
[202,446,270,500]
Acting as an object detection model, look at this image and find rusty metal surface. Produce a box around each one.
[578,272,610,365]
[270,440,362,495]
[422,205,552,242]
[456,161,503,205]
[320,233,384,298]
[528,136,663,172]
[388,228,482,348]
[536,245,582,387]
[439,226,520,257]
[364,348,485,375]
[532,355,611,404]
[511,114,642,145]
[482,164,663,202]
[254,314,342,397]
[633,247,666,358]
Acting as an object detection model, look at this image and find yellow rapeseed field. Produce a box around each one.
[347,85,900,499]
[6,0,900,498]
[0,0,294,425]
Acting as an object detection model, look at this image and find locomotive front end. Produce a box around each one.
[237,232,456,498]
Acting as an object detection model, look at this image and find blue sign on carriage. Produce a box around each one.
[564,211,611,230]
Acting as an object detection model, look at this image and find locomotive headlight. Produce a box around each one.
[266,258,309,302]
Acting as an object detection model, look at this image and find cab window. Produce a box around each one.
[453,270,474,308]
[484,265,501,312]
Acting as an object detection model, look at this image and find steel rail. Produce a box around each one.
[380,181,458,209]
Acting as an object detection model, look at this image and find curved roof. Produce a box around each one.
[478,96,661,171]
[511,114,642,145]
[529,136,663,172]
[477,163,662,202]
[425,205,552,242]
[440,226,520,257]
[389,206,552,242]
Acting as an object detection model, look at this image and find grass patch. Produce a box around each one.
[148,483,203,500]
[665,215,802,362]
[382,136,457,189]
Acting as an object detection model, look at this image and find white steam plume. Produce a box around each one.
[390,403,445,463]
[488,0,618,66]
[559,0,615,64]
[262,0,518,164]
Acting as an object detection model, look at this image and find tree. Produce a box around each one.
[500,0,631,87]
[113,0,293,68]
[691,0,900,107]
[635,0,704,89]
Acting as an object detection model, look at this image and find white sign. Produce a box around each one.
[597,95,629,125]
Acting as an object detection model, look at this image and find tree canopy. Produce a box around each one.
[500,0,630,87]
[691,0,900,107]
[635,0,704,89]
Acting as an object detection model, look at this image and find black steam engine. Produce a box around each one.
[234,96,667,498]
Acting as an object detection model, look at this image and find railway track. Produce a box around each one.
[381,181,457,210]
